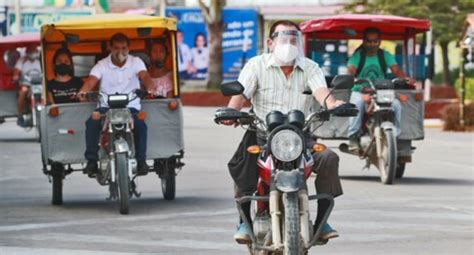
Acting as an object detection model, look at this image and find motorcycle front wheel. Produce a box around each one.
[378,129,397,185]
[283,192,301,255]
[116,153,130,214]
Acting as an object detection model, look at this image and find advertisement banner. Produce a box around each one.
[9,10,93,34]
[166,8,258,80]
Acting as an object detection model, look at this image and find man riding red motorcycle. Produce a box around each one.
[222,20,346,245]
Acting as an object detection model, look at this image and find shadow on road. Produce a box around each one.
[55,195,232,215]
[0,137,37,143]
[340,175,474,186]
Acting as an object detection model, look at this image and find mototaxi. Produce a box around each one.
[39,14,184,211]
[0,33,42,137]
[300,14,430,181]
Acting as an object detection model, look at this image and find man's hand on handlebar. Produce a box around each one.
[77,91,88,102]
[221,119,239,127]
[327,99,346,110]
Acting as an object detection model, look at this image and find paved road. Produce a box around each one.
[0,107,473,255]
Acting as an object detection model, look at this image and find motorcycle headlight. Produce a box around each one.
[376,90,395,104]
[270,129,303,162]
[108,109,131,124]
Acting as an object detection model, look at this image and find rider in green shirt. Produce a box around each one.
[347,27,410,150]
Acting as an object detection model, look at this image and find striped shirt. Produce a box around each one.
[238,53,327,121]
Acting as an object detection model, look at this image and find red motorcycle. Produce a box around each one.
[215,75,358,255]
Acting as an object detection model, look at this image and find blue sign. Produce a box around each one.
[0,6,8,36]
[166,7,258,80]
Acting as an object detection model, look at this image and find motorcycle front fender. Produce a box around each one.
[114,138,130,154]
[275,169,305,193]
[380,121,395,131]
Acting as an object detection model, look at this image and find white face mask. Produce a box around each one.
[117,53,128,63]
[273,44,298,64]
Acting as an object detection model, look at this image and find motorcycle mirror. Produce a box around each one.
[331,103,359,117]
[220,81,244,96]
[135,89,148,99]
[343,27,357,37]
[330,75,355,90]
[65,33,80,43]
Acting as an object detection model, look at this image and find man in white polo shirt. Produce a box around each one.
[78,33,154,176]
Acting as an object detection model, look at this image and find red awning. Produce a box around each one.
[300,14,430,40]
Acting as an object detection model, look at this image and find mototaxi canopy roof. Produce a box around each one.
[0,33,41,47]
[41,14,177,43]
[300,14,430,40]
[40,14,179,95]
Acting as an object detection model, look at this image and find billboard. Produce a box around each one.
[166,7,258,80]
[9,9,93,34]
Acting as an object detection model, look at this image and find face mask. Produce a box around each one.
[114,52,128,63]
[273,44,298,64]
[54,64,73,76]
[153,60,165,69]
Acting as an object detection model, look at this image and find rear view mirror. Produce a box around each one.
[137,27,151,37]
[343,28,357,37]
[220,81,244,96]
[3,49,20,69]
[65,34,80,43]
[330,75,354,90]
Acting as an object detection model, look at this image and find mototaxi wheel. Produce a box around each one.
[51,163,64,205]
[161,167,176,200]
[395,162,406,179]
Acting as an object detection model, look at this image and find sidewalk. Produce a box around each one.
[424,119,443,128]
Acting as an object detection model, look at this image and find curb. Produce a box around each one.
[424,119,443,128]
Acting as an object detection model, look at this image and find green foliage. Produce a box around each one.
[433,68,474,85]
[344,0,474,44]
[455,76,474,100]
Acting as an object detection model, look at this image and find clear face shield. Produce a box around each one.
[271,30,305,66]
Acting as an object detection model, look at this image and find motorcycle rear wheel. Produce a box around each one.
[116,153,130,214]
[379,129,397,185]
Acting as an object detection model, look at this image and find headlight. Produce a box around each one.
[376,90,395,103]
[270,129,303,162]
[108,109,131,124]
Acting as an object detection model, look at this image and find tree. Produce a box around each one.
[198,0,226,90]
[344,0,474,86]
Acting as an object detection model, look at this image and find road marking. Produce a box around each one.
[0,176,31,182]
[0,246,157,255]
[0,208,235,232]
[130,225,230,234]
[12,233,239,251]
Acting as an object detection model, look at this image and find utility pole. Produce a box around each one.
[14,0,21,35]
[159,0,167,17]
